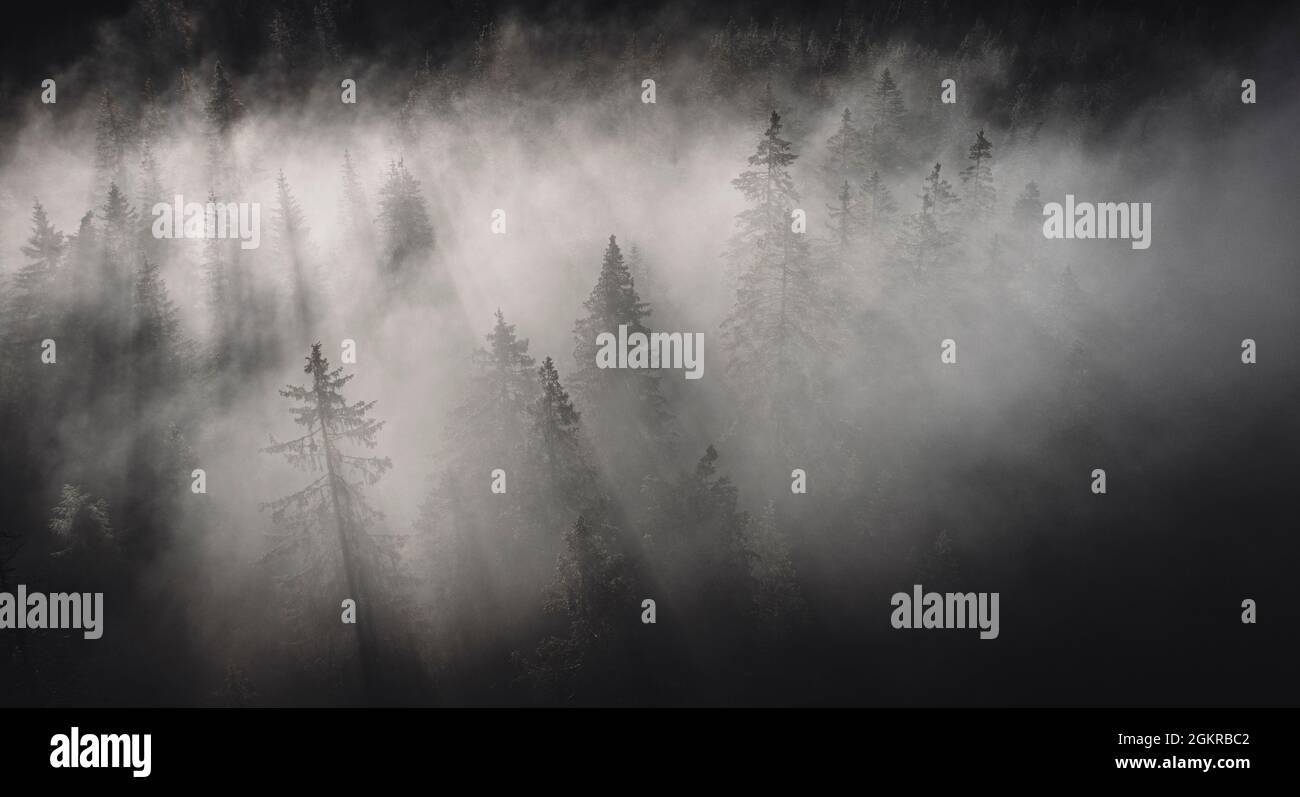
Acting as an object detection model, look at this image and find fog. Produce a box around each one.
[1,0,1297,705]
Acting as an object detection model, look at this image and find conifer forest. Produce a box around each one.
[0,0,1297,707]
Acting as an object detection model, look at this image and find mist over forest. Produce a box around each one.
[1,0,1297,705]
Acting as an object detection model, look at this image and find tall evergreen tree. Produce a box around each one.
[94,91,133,197]
[459,309,536,465]
[959,129,996,221]
[747,500,805,637]
[204,61,244,192]
[201,190,236,373]
[572,235,672,475]
[139,78,168,147]
[821,108,868,194]
[868,68,908,173]
[137,140,166,259]
[273,169,314,336]
[895,163,959,290]
[1013,181,1042,224]
[871,68,907,134]
[376,158,435,281]
[526,355,599,535]
[860,170,899,241]
[521,500,641,703]
[261,343,396,700]
[827,179,862,250]
[12,201,65,328]
[722,112,837,454]
[339,149,371,242]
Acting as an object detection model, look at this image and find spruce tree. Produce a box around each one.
[821,108,868,194]
[572,235,671,473]
[12,201,65,327]
[528,355,597,515]
[657,445,754,613]
[458,309,536,464]
[139,78,168,147]
[895,163,959,289]
[94,91,133,197]
[339,149,371,242]
[204,60,245,137]
[959,129,996,221]
[414,310,541,668]
[871,68,907,134]
[868,68,908,173]
[722,112,836,453]
[1013,181,1042,224]
[860,170,899,240]
[747,500,805,637]
[204,61,244,192]
[522,500,639,703]
[261,343,395,699]
[827,179,862,250]
[137,141,166,259]
[201,190,235,373]
[273,169,314,335]
[376,158,435,280]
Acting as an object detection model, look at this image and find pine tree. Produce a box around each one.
[572,235,671,471]
[625,243,652,304]
[94,91,133,196]
[98,183,141,357]
[12,201,65,326]
[100,182,139,261]
[722,112,836,452]
[868,68,908,173]
[339,149,371,241]
[457,309,536,465]
[521,500,639,703]
[959,129,996,221]
[201,190,235,371]
[528,356,597,514]
[376,158,435,279]
[137,141,166,259]
[748,499,805,637]
[872,68,907,133]
[261,343,395,699]
[1013,181,1042,224]
[821,108,868,194]
[895,163,959,289]
[122,257,190,562]
[205,60,245,137]
[139,78,168,147]
[656,445,754,610]
[860,170,898,239]
[314,1,344,64]
[827,179,862,250]
[47,485,116,564]
[204,61,244,192]
[273,169,314,335]
[130,257,184,391]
